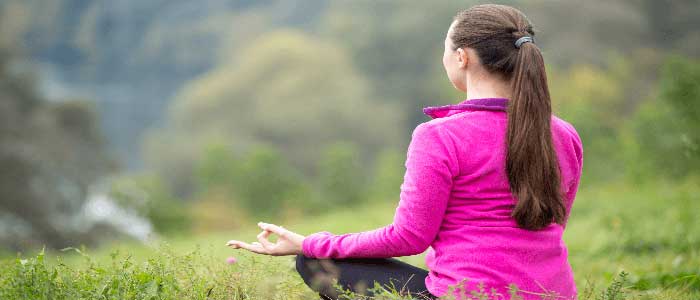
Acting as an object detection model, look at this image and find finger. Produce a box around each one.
[227,240,267,254]
[258,222,288,238]
[257,230,275,249]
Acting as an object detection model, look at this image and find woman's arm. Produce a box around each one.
[302,122,458,258]
[562,123,583,230]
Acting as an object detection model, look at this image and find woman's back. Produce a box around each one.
[302,97,583,299]
[420,97,583,298]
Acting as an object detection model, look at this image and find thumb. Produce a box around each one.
[258,222,288,238]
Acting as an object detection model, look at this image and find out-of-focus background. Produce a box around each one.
[0,0,698,297]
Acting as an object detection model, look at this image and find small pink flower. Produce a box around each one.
[226,256,237,264]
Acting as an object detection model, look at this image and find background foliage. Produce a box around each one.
[0,0,698,298]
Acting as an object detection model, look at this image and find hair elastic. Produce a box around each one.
[514,36,534,48]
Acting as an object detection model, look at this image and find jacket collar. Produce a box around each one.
[422,97,509,119]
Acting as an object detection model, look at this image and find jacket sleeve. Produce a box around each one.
[302,122,458,258]
[562,123,583,229]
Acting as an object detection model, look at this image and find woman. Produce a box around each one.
[226,4,583,300]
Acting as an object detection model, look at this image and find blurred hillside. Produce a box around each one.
[0,0,698,250]
[3,0,698,168]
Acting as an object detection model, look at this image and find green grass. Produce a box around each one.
[1,177,698,299]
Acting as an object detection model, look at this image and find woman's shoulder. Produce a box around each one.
[552,114,577,133]
[551,115,583,173]
[551,115,582,147]
[411,110,509,153]
[421,110,504,130]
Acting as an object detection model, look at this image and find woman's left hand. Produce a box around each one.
[226,222,306,256]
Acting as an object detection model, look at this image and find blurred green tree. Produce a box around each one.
[0,46,113,250]
[549,60,629,183]
[625,55,700,179]
[233,144,309,219]
[146,29,403,198]
[109,175,191,236]
[367,148,406,203]
[316,141,367,208]
[195,142,241,192]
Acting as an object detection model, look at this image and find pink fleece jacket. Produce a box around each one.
[302,97,583,300]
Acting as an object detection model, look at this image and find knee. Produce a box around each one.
[295,254,311,277]
[295,254,338,299]
[296,254,330,283]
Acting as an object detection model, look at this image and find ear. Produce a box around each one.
[456,48,468,69]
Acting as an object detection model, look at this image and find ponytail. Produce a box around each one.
[451,4,566,230]
[506,39,565,230]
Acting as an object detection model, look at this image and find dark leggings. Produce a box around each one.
[295,254,439,300]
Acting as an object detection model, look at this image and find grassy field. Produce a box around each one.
[1,177,698,299]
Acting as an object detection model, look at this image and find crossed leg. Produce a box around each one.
[295,254,438,300]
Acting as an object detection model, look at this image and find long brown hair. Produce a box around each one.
[450,4,565,230]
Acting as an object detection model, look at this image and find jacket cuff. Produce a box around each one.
[301,231,333,257]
